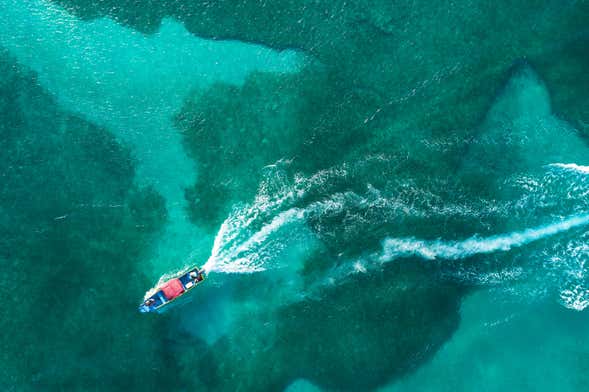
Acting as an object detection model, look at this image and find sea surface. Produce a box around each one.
[1,0,588,390]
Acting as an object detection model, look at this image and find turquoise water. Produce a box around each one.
[0,0,588,390]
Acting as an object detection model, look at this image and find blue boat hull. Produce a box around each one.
[139,267,205,313]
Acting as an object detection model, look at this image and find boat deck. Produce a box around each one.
[140,267,205,313]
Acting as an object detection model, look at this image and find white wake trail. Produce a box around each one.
[203,208,305,273]
[202,197,348,274]
[379,213,589,262]
[200,162,353,274]
[549,163,589,175]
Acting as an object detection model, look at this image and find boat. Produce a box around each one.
[139,267,206,313]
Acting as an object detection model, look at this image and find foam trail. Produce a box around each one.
[202,192,351,274]
[549,163,589,175]
[233,209,304,255]
[380,213,589,262]
[560,285,589,311]
[199,162,353,274]
[202,208,305,273]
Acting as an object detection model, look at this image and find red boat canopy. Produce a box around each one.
[161,278,185,300]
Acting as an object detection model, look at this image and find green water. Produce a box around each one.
[1,0,588,390]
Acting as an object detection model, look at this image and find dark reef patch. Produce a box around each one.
[166,0,589,236]
[176,66,382,229]
[53,0,589,135]
[532,35,589,137]
[179,260,463,391]
[0,49,181,390]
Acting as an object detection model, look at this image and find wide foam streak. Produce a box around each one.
[549,163,589,175]
[379,213,589,262]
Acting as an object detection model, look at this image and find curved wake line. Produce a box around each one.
[549,163,589,175]
[202,208,305,273]
[380,213,589,262]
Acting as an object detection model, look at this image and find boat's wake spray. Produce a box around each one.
[148,160,589,310]
[377,213,589,262]
[202,208,305,274]
[204,161,589,275]
[200,161,353,274]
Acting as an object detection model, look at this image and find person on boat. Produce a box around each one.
[139,298,156,313]
[189,269,204,282]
